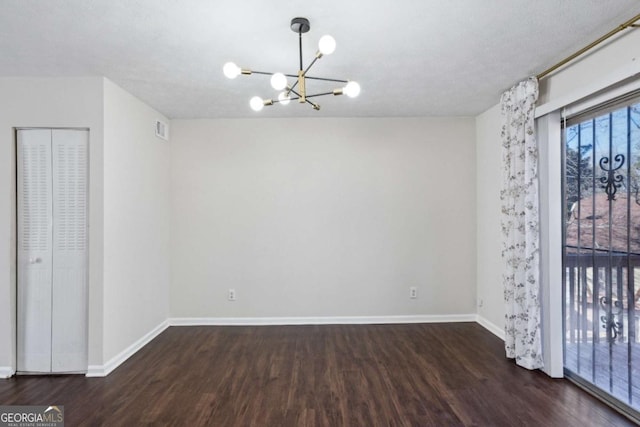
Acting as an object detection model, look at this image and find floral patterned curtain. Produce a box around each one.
[500,77,543,370]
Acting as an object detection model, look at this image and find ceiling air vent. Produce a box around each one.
[155,119,169,141]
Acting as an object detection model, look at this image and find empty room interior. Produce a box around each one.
[2,1,640,425]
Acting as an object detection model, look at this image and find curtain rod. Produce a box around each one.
[536,13,640,80]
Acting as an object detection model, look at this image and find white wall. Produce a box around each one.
[170,117,476,320]
[475,104,504,334]
[102,80,171,362]
[474,28,640,339]
[0,77,105,371]
[0,77,171,376]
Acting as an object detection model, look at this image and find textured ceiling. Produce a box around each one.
[1,1,640,118]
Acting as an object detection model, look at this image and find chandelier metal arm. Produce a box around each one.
[245,70,273,76]
[241,70,295,80]
[270,90,340,104]
[246,70,347,84]
[305,91,341,98]
[288,80,300,94]
[274,96,300,103]
[287,87,320,109]
[302,56,318,77]
[303,76,348,83]
[288,87,302,98]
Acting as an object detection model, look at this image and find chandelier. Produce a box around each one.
[223,17,360,112]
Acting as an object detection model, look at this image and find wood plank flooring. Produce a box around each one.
[0,323,636,426]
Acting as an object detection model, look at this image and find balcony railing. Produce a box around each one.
[565,252,640,343]
[564,251,640,411]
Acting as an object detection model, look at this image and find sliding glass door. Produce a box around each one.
[563,95,640,418]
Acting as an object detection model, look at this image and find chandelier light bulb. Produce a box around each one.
[343,81,361,98]
[270,73,288,90]
[223,62,241,79]
[250,96,264,111]
[278,92,291,105]
[318,35,336,55]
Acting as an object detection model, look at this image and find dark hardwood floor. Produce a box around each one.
[0,323,636,426]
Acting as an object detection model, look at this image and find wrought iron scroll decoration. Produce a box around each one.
[599,154,625,201]
[599,296,623,342]
[597,153,626,342]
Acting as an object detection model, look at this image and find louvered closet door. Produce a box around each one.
[17,129,54,373]
[17,129,88,374]
[51,129,88,372]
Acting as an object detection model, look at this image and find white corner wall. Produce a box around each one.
[0,77,105,373]
[475,104,505,336]
[102,80,171,364]
[170,117,476,320]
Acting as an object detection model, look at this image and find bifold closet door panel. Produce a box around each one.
[51,129,88,372]
[17,129,54,373]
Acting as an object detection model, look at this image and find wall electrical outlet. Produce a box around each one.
[478,298,484,308]
[409,286,418,299]
[228,289,236,301]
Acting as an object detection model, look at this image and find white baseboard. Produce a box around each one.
[86,319,169,377]
[0,367,15,379]
[476,314,505,340]
[169,314,477,326]
[5,315,502,380]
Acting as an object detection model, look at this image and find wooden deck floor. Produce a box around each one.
[565,340,640,412]
[0,323,636,426]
